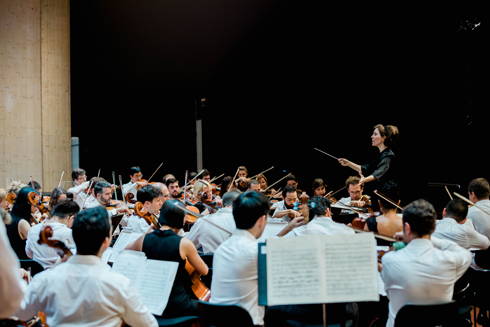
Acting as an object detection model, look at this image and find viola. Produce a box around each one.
[134,202,161,229]
[185,260,211,301]
[183,203,201,224]
[38,225,72,258]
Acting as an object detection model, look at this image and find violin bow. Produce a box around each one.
[183,170,188,203]
[118,175,127,205]
[209,173,224,184]
[112,171,118,201]
[324,186,347,199]
[445,186,453,200]
[268,188,282,199]
[147,161,164,183]
[182,169,206,191]
[453,192,490,216]
[228,167,240,192]
[373,190,403,211]
[81,179,95,209]
[264,173,291,192]
[57,171,65,188]
[249,166,274,180]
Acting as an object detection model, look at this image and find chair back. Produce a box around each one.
[197,301,254,327]
[394,301,458,327]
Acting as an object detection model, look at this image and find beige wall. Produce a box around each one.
[0,0,71,191]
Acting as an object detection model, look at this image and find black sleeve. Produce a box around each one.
[371,156,392,180]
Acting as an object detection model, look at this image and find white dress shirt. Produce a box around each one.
[303,216,356,236]
[0,219,25,318]
[186,207,235,253]
[468,199,490,240]
[15,255,158,327]
[67,181,90,210]
[211,229,263,325]
[122,182,138,200]
[25,221,76,269]
[122,214,151,234]
[271,200,286,217]
[433,217,490,250]
[381,237,472,327]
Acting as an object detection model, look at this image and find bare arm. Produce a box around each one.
[181,238,208,276]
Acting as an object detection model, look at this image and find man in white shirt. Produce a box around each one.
[124,185,164,233]
[271,186,302,219]
[186,191,240,253]
[25,200,80,269]
[165,178,181,200]
[381,199,472,327]
[467,177,490,240]
[337,176,368,215]
[0,210,24,318]
[211,191,270,325]
[302,196,355,236]
[85,181,130,218]
[66,168,90,209]
[433,198,490,250]
[16,206,158,327]
[121,166,148,203]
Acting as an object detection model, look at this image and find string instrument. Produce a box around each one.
[291,193,310,221]
[27,192,45,224]
[134,201,161,229]
[6,191,16,205]
[0,313,48,327]
[38,225,73,258]
[210,183,221,196]
[185,260,211,301]
[183,201,202,224]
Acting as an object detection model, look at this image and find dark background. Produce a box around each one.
[70,1,488,213]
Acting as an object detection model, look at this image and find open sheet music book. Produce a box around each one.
[103,231,143,264]
[258,233,379,306]
[111,250,178,315]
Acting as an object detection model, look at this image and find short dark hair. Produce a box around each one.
[137,185,163,204]
[468,178,490,200]
[445,199,468,222]
[129,166,141,176]
[376,181,400,210]
[158,199,185,229]
[51,200,80,218]
[94,181,112,196]
[49,187,67,210]
[28,180,41,191]
[72,168,86,181]
[282,185,297,198]
[312,178,325,192]
[165,178,179,188]
[233,191,270,230]
[286,174,297,183]
[346,176,361,188]
[402,199,436,237]
[308,196,331,218]
[202,169,211,178]
[222,191,240,207]
[72,207,110,255]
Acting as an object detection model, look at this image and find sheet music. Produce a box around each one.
[112,250,178,315]
[109,231,143,262]
[265,233,379,306]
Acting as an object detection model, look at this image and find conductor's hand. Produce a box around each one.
[338,158,350,167]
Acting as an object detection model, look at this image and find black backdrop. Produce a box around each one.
[70,0,488,214]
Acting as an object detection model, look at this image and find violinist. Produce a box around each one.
[338,124,399,190]
[201,169,211,182]
[126,200,208,318]
[192,180,221,214]
[16,206,158,326]
[124,185,165,233]
[122,166,148,202]
[67,168,90,208]
[237,165,248,179]
[248,179,261,192]
[311,178,327,197]
[466,177,490,240]
[337,176,370,215]
[27,180,42,193]
[80,177,107,209]
[86,181,131,218]
[362,181,402,238]
[48,187,67,212]
[271,186,302,220]
[166,177,181,200]
[25,200,79,269]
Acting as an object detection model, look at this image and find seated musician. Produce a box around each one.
[311,178,327,197]
[27,180,42,193]
[122,166,147,202]
[126,200,208,317]
[338,176,368,214]
[1,210,24,319]
[16,206,158,326]
[67,168,89,208]
[186,191,240,253]
[380,199,471,327]
[165,177,181,200]
[433,198,490,250]
[271,186,302,220]
[124,185,164,233]
[467,177,490,240]
[85,181,130,218]
[25,200,79,269]
[192,180,215,214]
[248,179,261,192]
[201,168,212,182]
[48,187,68,212]
[78,176,105,209]
[363,181,402,238]
[6,187,36,260]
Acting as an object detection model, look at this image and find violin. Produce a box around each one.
[27,192,48,224]
[0,313,48,327]
[182,201,202,224]
[185,260,211,301]
[38,225,72,258]
[6,191,16,205]
[134,201,161,229]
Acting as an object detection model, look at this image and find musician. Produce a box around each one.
[165,177,181,200]
[186,191,240,253]
[202,169,211,182]
[0,188,8,210]
[48,187,67,212]
[433,198,490,250]
[126,200,208,317]
[6,187,35,260]
[298,197,354,236]
[192,180,217,214]
[125,185,164,233]
[237,166,248,179]
[271,186,302,219]
[0,210,24,319]
[311,178,326,197]
[337,176,368,214]
[467,177,490,240]
[256,174,268,192]
[380,199,471,327]
[285,174,298,189]
[86,181,130,217]
[16,206,158,326]
[122,166,147,202]
[25,200,80,269]
[27,180,42,193]
[248,179,261,192]
[363,181,402,238]
[67,168,90,208]
[162,173,176,184]
[211,191,269,325]
[339,124,399,189]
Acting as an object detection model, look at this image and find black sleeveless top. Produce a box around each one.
[142,229,197,317]
[6,215,28,260]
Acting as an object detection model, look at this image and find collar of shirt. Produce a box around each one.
[68,254,102,265]
[404,238,433,253]
[233,229,257,242]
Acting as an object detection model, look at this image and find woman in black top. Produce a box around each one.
[127,199,208,317]
[338,124,399,190]
[6,187,36,259]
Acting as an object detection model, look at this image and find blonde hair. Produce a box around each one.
[193,180,210,198]
[0,208,11,225]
